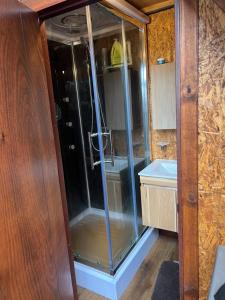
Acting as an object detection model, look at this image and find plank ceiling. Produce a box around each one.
[126,0,174,13]
[127,0,166,10]
[20,0,174,14]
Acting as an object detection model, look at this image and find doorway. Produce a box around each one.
[39,0,199,298]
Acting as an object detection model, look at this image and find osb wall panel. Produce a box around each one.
[147,8,176,160]
[148,8,175,65]
[199,0,225,298]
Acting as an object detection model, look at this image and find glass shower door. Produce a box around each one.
[45,7,114,272]
[87,4,145,271]
[122,20,150,235]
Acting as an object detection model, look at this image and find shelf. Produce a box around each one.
[103,63,133,70]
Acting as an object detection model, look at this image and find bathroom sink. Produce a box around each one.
[138,159,177,180]
[160,162,177,175]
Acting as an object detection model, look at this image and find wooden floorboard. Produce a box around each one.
[77,234,178,299]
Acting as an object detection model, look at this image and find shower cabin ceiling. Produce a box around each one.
[46,5,121,44]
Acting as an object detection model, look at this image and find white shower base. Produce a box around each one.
[75,227,158,300]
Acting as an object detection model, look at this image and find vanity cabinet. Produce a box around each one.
[106,173,123,212]
[140,176,178,232]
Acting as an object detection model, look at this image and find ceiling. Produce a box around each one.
[20,0,174,15]
[126,0,166,10]
[46,3,134,44]
[126,0,174,13]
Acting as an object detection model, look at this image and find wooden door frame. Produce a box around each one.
[0,0,77,298]
[40,24,78,300]
[36,2,98,299]
[176,0,199,299]
[29,0,200,298]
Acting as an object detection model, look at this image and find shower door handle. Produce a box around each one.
[102,130,114,167]
[88,132,101,170]
[88,131,114,170]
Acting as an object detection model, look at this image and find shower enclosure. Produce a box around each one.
[45,3,150,274]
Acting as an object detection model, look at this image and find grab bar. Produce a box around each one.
[88,130,114,170]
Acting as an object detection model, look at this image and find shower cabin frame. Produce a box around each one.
[41,1,151,275]
[23,0,199,298]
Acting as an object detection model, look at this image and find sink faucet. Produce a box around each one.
[157,141,169,151]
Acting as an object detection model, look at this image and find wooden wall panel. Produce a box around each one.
[147,8,176,160]
[198,0,225,298]
[0,1,76,299]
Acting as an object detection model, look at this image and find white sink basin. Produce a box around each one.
[138,159,177,180]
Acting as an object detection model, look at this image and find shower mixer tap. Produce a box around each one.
[88,130,114,170]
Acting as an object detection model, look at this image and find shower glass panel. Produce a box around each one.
[45,2,149,274]
[122,21,150,235]
[46,8,112,271]
[89,3,137,270]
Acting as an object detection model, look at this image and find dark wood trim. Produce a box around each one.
[19,0,67,11]
[38,0,98,21]
[40,23,78,299]
[20,0,97,17]
[0,0,76,297]
[176,0,199,299]
[214,0,225,13]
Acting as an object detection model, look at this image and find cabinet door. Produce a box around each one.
[106,178,123,212]
[103,70,133,130]
[141,184,177,232]
[0,1,76,299]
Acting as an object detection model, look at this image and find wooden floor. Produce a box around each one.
[70,214,134,270]
[77,234,178,300]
